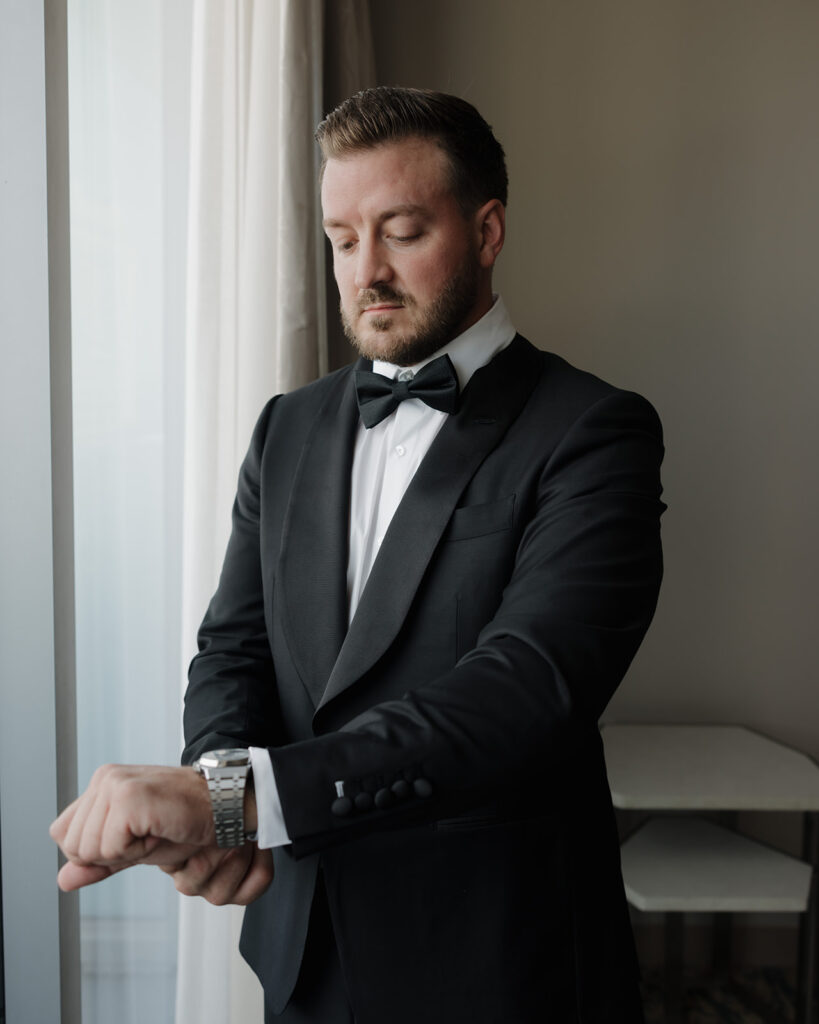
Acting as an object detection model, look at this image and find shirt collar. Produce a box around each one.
[372,295,517,393]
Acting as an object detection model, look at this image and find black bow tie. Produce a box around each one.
[355,354,460,428]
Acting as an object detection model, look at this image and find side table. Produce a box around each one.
[601,724,819,1024]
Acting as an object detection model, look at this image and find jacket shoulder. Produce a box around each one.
[516,336,662,432]
[250,362,356,442]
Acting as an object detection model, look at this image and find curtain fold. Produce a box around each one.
[176,3,374,1021]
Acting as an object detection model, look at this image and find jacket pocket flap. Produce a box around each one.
[446,494,515,541]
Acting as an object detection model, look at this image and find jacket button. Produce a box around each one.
[413,778,433,798]
[354,792,374,812]
[331,797,352,817]
[374,787,394,809]
[391,780,411,800]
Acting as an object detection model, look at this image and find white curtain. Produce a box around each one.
[67,3,193,1022]
[176,3,374,1022]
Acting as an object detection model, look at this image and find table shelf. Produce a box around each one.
[621,815,812,913]
[601,723,819,1024]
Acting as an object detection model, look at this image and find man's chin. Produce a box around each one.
[352,336,435,367]
[342,309,458,366]
[347,324,409,364]
[356,334,403,363]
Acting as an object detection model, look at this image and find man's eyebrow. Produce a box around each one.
[323,205,427,229]
[379,204,426,221]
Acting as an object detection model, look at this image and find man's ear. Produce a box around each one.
[475,199,505,269]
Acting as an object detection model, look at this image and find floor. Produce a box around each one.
[642,968,796,1023]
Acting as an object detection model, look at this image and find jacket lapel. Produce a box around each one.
[317,335,542,713]
[277,367,359,707]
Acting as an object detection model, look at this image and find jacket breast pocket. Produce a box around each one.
[446,494,515,542]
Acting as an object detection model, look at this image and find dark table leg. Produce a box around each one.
[713,812,738,976]
[665,911,685,1024]
[798,812,819,1024]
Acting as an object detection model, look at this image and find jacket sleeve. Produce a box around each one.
[182,396,282,764]
[267,389,665,856]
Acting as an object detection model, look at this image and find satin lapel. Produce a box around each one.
[278,367,360,707]
[317,336,542,713]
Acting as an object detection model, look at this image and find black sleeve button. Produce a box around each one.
[413,778,433,799]
[374,787,394,809]
[331,797,352,817]
[391,779,411,800]
[354,791,374,812]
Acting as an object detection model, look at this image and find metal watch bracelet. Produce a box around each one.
[194,748,255,848]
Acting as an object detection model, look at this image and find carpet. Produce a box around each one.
[642,968,795,1023]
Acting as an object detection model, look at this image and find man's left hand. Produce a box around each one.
[161,842,274,906]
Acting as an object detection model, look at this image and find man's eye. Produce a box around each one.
[393,234,421,244]
[337,240,356,253]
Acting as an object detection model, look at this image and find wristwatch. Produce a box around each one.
[194,748,254,848]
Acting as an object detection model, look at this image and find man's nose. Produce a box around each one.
[353,239,393,291]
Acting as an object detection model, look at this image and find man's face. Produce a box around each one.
[322,138,490,366]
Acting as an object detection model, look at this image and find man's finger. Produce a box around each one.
[57,861,120,892]
[137,839,203,867]
[170,845,246,900]
[163,843,273,906]
[229,847,274,906]
[57,784,101,864]
[49,795,80,844]
[173,845,274,906]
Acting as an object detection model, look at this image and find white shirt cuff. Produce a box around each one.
[248,746,291,848]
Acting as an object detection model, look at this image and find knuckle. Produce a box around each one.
[77,840,95,864]
[99,838,122,862]
[118,771,144,796]
[90,764,112,785]
[174,876,200,898]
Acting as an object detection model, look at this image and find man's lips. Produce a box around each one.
[361,303,403,314]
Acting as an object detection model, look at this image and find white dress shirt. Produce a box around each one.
[250,296,517,847]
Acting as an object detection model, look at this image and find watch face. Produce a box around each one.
[199,748,250,768]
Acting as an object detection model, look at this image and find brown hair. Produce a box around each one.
[315,86,508,214]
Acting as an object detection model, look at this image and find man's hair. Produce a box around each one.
[315,86,508,214]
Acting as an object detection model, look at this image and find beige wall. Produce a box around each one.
[371,2,819,759]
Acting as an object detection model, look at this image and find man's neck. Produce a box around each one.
[373,295,517,392]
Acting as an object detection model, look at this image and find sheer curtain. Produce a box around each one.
[67,2,194,1022]
[68,1,372,1020]
[176,3,374,1022]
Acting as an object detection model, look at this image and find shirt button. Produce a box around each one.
[395,444,406,457]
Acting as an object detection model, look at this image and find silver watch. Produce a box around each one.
[194,748,253,848]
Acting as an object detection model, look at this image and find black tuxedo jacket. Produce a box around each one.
[183,336,665,1023]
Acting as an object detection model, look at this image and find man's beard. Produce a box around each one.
[341,259,481,367]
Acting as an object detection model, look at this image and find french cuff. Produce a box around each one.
[248,746,292,849]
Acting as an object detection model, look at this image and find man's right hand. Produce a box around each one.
[161,842,274,906]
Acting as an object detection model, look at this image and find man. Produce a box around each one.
[52,87,665,1022]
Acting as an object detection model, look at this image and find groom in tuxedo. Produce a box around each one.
[52,88,664,1023]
